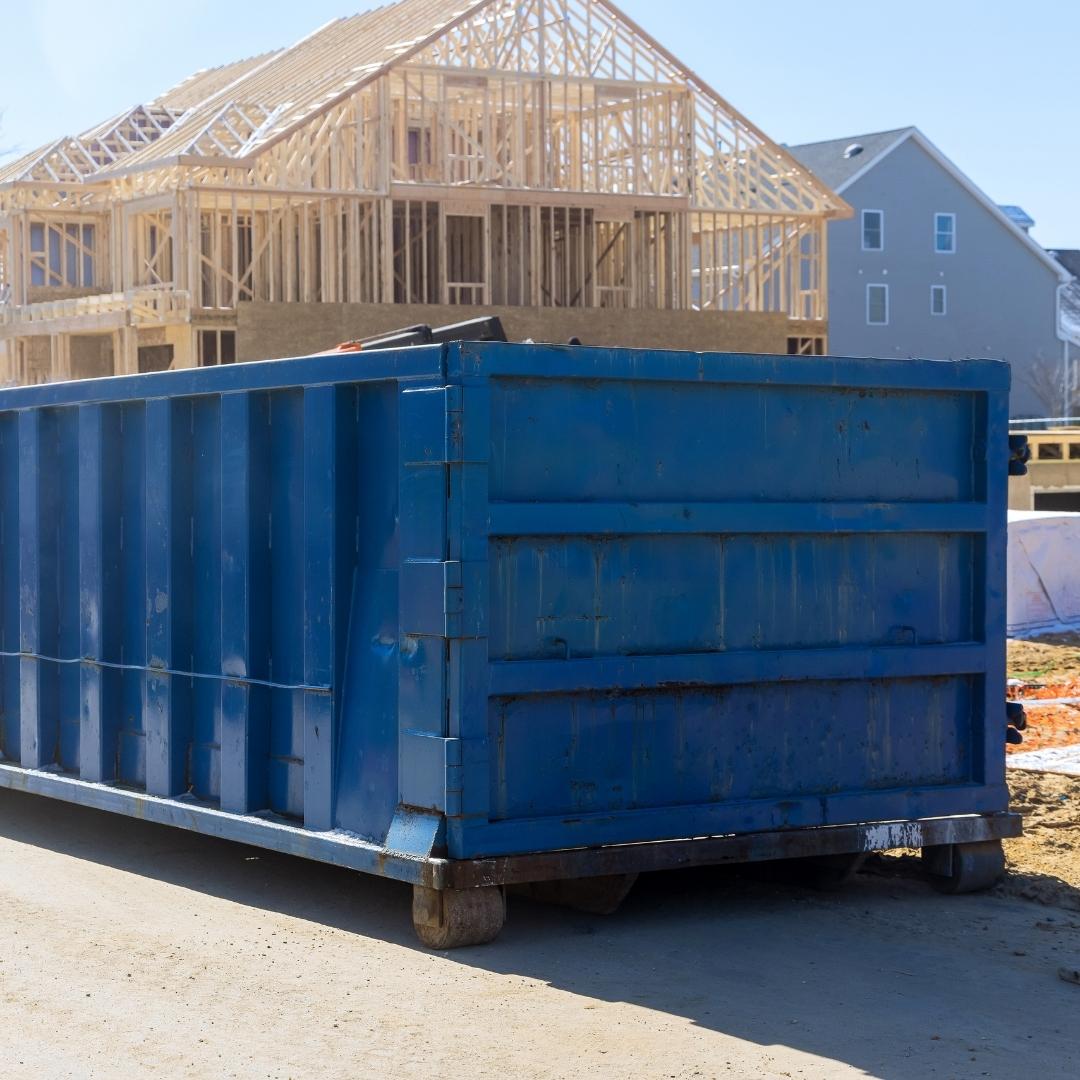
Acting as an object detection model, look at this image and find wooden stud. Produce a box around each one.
[0,0,846,381]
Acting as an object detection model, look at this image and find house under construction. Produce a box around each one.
[0,0,849,384]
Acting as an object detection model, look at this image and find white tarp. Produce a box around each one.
[1008,744,1080,776]
[1008,510,1080,636]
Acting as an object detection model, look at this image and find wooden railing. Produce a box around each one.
[1019,429,1080,464]
[0,286,191,329]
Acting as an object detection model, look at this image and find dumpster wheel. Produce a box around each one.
[412,885,506,949]
[922,840,1006,895]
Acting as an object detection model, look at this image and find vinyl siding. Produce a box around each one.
[824,136,1062,418]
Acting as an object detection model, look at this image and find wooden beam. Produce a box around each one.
[0,0,838,385]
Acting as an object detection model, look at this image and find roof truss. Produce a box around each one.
[412,0,686,82]
[1,0,847,219]
[401,0,844,214]
[176,102,292,158]
[0,105,186,184]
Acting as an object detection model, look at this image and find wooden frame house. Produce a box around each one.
[0,0,850,383]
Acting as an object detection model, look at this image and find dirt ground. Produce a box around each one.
[998,635,1080,905]
[1007,634,1080,753]
[1002,770,1080,907]
[1,781,1079,1080]
[0,634,1076,1079]
[1007,633,1080,683]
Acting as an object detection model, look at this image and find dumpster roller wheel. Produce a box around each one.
[922,840,1006,895]
[412,885,506,949]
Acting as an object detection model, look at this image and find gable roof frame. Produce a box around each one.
[88,0,849,218]
[588,0,847,217]
[95,0,498,180]
[236,0,498,161]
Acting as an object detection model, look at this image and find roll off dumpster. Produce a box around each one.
[0,341,1021,945]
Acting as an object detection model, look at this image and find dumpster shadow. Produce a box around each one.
[863,847,1080,911]
[0,787,417,948]
[477,868,1080,1079]
[2,787,1076,1079]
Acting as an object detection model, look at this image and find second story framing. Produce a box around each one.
[0,0,849,381]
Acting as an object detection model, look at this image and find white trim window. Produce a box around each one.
[931,284,947,316]
[867,283,889,325]
[861,209,884,251]
[935,213,956,254]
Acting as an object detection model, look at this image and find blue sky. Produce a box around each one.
[1,0,1075,246]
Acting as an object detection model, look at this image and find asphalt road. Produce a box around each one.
[1,787,1077,1079]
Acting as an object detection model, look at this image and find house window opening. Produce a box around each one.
[862,210,884,251]
[867,283,889,325]
[935,213,956,254]
[29,220,96,288]
[199,329,237,366]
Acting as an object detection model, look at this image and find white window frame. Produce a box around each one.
[930,284,947,316]
[861,209,885,252]
[866,283,889,326]
[934,212,957,254]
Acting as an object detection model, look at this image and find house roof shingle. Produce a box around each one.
[786,128,913,191]
[788,126,1069,285]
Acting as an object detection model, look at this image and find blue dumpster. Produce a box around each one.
[0,342,1020,945]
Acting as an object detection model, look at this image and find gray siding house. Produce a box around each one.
[790,128,1070,418]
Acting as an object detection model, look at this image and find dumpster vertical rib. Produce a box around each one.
[55,409,81,773]
[220,392,256,814]
[144,398,183,796]
[116,402,147,787]
[17,410,45,769]
[447,378,492,841]
[187,396,221,802]
[78,404,108,782]
[981,389,1009,791]
[303,386,336,831]
[396,383,453,820]
[0,414,21,763]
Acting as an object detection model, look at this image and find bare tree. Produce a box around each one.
[1018,353,1078,420]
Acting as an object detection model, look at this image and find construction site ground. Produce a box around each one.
[1000,633,1080,910]
[1008,632,1080,753]
[0,634,1074,1079]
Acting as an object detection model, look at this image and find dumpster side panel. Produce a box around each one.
[448,344,1010,859]
[0,351,446,861]
[489,534,979,659]
[488,676,976,821]
[489,380,979,504]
